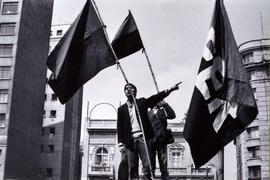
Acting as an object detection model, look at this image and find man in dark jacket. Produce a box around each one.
[148,101,176,180]
[117,83,179,179]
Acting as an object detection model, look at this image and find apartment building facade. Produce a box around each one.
[236,38,270,180]
[0,0,53,179]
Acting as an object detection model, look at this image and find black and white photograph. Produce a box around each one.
[0,0,268,179]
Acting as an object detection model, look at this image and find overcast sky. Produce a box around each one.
[52,0,269,179]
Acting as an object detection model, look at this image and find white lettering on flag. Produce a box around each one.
[195,27,238,133]
[213,102,238,132]
[202,27,215,61]
[195,59,224,101]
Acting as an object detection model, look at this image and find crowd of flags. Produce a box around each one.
[47,0,258,169]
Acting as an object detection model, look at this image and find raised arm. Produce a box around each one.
[145,83,180,108]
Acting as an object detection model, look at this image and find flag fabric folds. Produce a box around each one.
[112,10,143,59]
[183,0,258,168]
[47,0,116,104]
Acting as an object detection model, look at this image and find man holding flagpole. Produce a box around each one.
[117,83,179,179]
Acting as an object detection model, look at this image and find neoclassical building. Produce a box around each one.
[236,38,270,180]
[81,104,220,180]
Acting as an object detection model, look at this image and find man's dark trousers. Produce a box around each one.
[127,136,152,180]
[154,144,169,180]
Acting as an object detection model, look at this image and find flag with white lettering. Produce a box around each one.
[183,0,258,168]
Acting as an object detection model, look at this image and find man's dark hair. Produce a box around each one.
[124,83,137,92]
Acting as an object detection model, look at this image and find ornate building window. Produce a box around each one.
[168,143,185,168]
[95,147,109,166]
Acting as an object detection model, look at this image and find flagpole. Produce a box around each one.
[142,47,160,93]
[91,1,155,178]
[129,11,160,93]
[91,0,129,84]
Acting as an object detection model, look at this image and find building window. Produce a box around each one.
[48,145,54,153]
[0,113,5,128]
[49,127,55,135]
[257,71,263,77]
[262,53,270,61]
[2,2,19,14]
[248,166,261,179]
[248,146,260,159]
[49,110,56,118]
[247,126,259,139]
[171,150,181,168]
[0,44,13,56]
[51,94,57,101]
[56,30,63,35]
[0,89,8,103]
[95,147,109,165]
[46,168,53,177]
[0,66,10,79]
[243,52,253,64]
[0,23,15,35]
[250,71,256,80]
[168,144,185,168]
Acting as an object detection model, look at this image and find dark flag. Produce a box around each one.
[183,0,258,168]
[112,10,143,59]
[47,0,116,104]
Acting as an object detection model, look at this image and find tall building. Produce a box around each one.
[81,104,220,180]
[40,23,83,180]
[0,0,53,179]
[236,38,270,180]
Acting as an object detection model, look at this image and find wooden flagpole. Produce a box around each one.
[91,0,155,178]
[129,11,160,93]
[142,48,160,93]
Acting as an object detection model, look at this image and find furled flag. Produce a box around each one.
[183,0,258,168]
[112,10,143,59]
[47,0,117,104]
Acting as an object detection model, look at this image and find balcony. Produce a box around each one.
[154,167,214,179]
[245,138,260,148]
[246,158,262,167]
[239,38,270,53]
[88,164,114,176]
[87,119,116,132]
[88,119,116,132]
